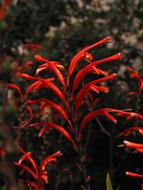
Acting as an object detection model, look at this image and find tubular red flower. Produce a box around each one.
[15,162,38,180]
[17,73,37,80]
[31,122,77,149]
[67,36,112,84]
[74,73,117,111]
[135,148,143,154]
[79,108,141,137]
[25,77,68,105]
[35,55,65,86]
[128,66,142,82]
[20,105,34,128]
[72,53,121,91]
[26,81,42,96]
[6,83,23,98]
[118,126,143,137]
[126,171,143,179]
[40,151,61,171]
[124,140,143,149]
[79,108,118,136]
[42,79,67,104]
[18,146,38,175]
[26,99,72,128]
[128,66,143,90]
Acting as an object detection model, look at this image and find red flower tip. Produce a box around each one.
[123,140,143,149]
[17,73,37,80]
[126,171,143,179]
[34,55,49,63]
[112,52,122,60]
[7,83,23,99]
[34,55,44,62]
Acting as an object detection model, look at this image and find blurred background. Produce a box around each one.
[0,0,143,190]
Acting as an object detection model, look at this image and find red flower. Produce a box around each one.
[72,53,121,92]
[74,73,117,111]
[25,99,73,129]
[123,140,143,149]
[35,55,65,87]
[128,66,143,90]
[30,122,77,150]
[67,36,112,85]
[6,83,23,99]
[126,171,143,179]
[79,108,118,137]
[79,109,143,137]
[20,105,34,128]
[118,126,143,137]
[15,146,61,190]
[20,75,67,104]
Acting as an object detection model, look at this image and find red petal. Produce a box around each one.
[75,73,117,111]
[18,146,38,174]
[17,73,37,80]
[128,66,142,85]
[35,55,65,86]
[32,122,76,149]
[124,140,143,149]
[126,171,143,179]
[67,37,112,82]
[26,81,42,96]
[135,148,143,154]
[79,108,118,136]
[40,151,61,171]
[42,79,67,105]
[26,99,72,128]
[72,53,121,91]
[15,162,37,179]
[118,126,143,137]
[7,83,23,98]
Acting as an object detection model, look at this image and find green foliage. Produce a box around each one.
[106,173,113,190]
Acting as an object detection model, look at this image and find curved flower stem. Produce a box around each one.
[77,139,91,190]
[67,85,91,189]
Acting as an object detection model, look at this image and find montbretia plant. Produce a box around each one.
[7,37,143,189]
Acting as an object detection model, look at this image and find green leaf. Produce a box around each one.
[106,173,113,190]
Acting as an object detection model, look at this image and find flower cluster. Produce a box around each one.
[6,37,143,189]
